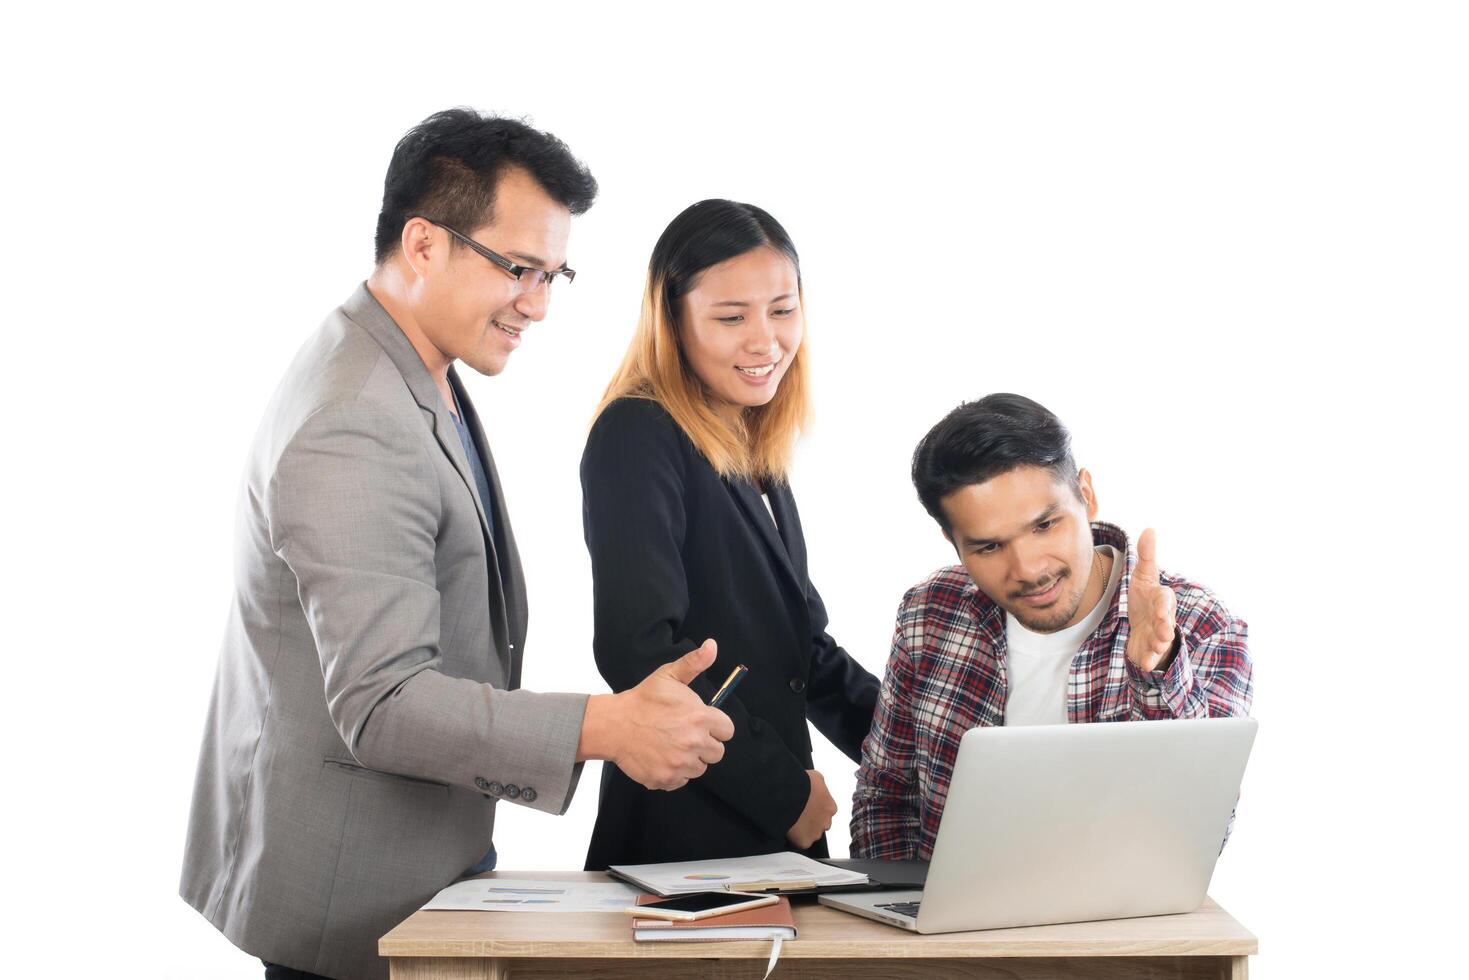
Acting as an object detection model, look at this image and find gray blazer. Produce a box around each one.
[180,284,588,980]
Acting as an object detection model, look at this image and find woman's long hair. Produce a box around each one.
[593,199,812,482]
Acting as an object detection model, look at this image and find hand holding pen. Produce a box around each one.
[582,639,734,792]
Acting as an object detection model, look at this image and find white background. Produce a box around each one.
[4,2,1465,976]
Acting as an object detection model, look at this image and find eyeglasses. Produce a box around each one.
[416,217,576,290]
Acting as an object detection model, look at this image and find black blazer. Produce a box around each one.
[581,398,879,870]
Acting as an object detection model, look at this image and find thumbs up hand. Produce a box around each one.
[658,640,723,687]
[580,639,736,791]
[1126,529,1178,672]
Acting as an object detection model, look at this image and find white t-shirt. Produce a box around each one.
[1003,546,1122,726]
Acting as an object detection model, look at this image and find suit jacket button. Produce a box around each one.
[504,784,521,799]
[474,776,490,791]
[789,677,807,694]
[521,787,537,803]
[487,781,504,796]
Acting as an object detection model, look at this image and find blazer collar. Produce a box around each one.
[342,283,492,538]
[728,478,804,599]
[343,282,446,420]
[342,283,520,677]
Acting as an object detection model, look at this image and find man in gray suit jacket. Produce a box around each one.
[181,110,735,980]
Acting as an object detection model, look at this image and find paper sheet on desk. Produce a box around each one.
[610,851,867,895]
[423,878,642,912]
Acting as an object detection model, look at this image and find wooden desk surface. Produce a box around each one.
[380,871,1257,962]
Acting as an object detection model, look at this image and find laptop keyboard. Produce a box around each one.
[875,901,921,918]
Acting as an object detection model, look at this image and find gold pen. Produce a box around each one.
[722,878,817,893]
[709,664,749,708]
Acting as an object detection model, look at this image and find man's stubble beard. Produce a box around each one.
[1008,574,1089,635]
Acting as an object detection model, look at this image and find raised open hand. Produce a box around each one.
[1126,528,1177,672]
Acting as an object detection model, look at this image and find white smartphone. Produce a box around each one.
[626,891,779,921]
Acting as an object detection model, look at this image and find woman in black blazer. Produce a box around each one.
[582,200,879,870]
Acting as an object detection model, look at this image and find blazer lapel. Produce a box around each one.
[342,284,515,675]
[765,482,808,577]
[728,478,804,600]
[448,368,524,685]
[342,285,492,532]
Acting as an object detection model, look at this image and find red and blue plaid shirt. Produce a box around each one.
[850,521,1253,861]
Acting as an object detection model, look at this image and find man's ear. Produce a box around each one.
[399,217,437,281]
[1077,468,1099,521]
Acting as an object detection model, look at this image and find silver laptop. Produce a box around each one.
[821,717,1257,933]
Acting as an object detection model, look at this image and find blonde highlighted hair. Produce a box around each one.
[592,200,812,483]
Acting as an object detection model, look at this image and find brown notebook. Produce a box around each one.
[632,895,797,942]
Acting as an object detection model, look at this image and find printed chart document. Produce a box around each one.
[609,852,868,896]
[422,877,642,912]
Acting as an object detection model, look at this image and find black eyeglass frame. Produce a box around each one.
[414,216,576,289]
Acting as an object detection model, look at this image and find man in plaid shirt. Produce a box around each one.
[851,394,1253,861]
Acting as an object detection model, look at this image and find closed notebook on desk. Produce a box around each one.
[632,896,797,942]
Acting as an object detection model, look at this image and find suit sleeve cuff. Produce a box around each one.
[478,693,589,815]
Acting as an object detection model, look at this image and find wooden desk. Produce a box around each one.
[380,871,1257,979]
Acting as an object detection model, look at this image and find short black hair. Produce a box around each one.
[911,393,1080,530]
[373,108,598,264]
